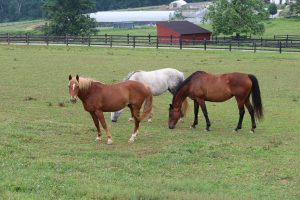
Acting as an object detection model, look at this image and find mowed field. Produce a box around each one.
[1,17,300,38]
[0,45,299,199]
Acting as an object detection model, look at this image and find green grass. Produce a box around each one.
[0,20,44,35]
[262,17,300,38]
[1,17,300,38]
[0,45,299,199]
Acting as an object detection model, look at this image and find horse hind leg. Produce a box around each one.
[234,97,246,132]
[245,98,256,133]
[128,106,141,143]
[147,110,153,122]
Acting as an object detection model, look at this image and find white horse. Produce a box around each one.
[111,68,188,122]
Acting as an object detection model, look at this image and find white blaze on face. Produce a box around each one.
[72,83,76,91]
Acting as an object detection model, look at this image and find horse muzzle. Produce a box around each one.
[111,119,117,123]
[70,98,77,104]
[169,125,175,129]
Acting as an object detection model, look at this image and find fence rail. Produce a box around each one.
[1,34,300,53]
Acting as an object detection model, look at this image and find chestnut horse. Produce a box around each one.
[168,71,263,132]
[68,75,152,144]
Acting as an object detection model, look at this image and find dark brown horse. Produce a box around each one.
[68,75,152,144]
[169,71,263,132]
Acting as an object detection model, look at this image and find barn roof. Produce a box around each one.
[156,21,211,35]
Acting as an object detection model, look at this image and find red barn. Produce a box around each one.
[156,21,211,43]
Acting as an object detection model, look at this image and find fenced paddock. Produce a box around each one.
[1,33,300,53]
[0,43,300,199]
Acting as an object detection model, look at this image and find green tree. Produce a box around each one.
[268,3,277,16]
[43,0,97,36]
[205,0,268,36]
[290,0,300,16]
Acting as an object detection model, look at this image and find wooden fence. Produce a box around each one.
[1,34,300,53]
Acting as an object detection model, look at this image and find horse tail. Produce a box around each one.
[139,87,153,121]
[124,71,140,81]
[248,74,263,120]
[181,98,189,117]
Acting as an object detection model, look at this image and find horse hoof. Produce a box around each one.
[147,119,152,123]
[250,130,255,134]
[190,125,196,129]
[107,139,113,145]
[95,137,102,142]
[128,118,134,122]
[179,118,184,123]
[204,129,210,132]
[128,138,135,143]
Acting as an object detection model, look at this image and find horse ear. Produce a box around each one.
[69,75,72,80]
[76,75,79,82]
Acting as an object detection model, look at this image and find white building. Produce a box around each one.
[89,11,175,24]
[270,0,295,4]
[169,0,188,9]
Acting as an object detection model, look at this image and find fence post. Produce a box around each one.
[127,34,130,45]
[260,37,263,47]
[88,35,91,46]
[133,36,136,48]
[46,35,49,46]
[279,41,282,54]
[179,37,182,50]
[7,33,10,44]
[110,35,112,47]
[170,35,173,46]
[148,34,151,46]
[65,35,68,46]
[229,41,231,51]
[26,33,29,45]
[254,42,256,53]
[204,39,207,51]
[193,35,195,46]
[156,36,159,49]
[105,34,108,44]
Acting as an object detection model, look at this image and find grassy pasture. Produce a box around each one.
[1,18,300,38]
[0,45,299,199]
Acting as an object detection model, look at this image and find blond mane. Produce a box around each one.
[72,77,99,91]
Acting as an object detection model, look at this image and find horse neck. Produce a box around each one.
[77,88,89,102]
[77,82,98,102]
[173,84,188,109]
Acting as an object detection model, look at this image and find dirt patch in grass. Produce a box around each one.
[23,96,37,101]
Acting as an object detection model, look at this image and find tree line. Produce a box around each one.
[0,0,206,22]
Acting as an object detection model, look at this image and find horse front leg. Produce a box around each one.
[95,110,113,145]
[90,112,102,142]
[191,100,199,128]
[197,98,211,131]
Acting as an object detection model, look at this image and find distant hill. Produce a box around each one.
[0,0,209,22]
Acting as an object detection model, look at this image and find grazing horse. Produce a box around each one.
[168,71,263,132]
[111,68,188,122]
[68,75,153,144]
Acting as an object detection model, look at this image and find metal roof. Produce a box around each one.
[157,21,212,35]
[89,11,175,23]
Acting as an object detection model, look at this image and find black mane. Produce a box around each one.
[172,71,204,103]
